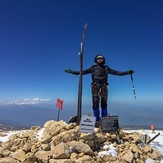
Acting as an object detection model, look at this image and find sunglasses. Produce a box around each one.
[97,57,104,60]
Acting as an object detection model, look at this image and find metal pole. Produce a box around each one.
[147,133,160,145]
[76,23,87,124]
[57,109,60,121]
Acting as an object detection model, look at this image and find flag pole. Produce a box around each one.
[56,98,63,121]
[57,109,60,121]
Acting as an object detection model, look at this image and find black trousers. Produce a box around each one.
[91,83,108,109]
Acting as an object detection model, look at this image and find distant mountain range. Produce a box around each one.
[0,103,163,130]
[0,104,63,128]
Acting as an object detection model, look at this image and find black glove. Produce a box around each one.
[65,68,73,74]
[126,69,134,75]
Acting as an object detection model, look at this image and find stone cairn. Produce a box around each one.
[0,120,162,163]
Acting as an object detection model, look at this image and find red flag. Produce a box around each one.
[56,98,63,110]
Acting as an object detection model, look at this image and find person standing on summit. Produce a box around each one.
[65,54,134,122]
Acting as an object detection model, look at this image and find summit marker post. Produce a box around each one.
[77,23,88,124]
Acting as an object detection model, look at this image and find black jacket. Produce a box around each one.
[71,63,127,85]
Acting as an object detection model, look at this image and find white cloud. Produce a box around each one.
[0,97,51,105]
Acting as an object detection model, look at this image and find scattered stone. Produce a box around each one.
[120,149,134,162]
[52,142,70,159]
[12,149,26,161]
[67,141,94,156]
[0,157,20,163]
[35,150,52,162]
[0,120,162,163]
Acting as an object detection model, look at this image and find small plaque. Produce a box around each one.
[101,116,119,132]
[79,115,96,133]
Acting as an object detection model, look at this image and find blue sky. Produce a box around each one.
[0,0,163,108]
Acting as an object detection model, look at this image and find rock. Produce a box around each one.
[95,133,107,145]
[2,141,12,150]
[124,141,130,147]
[67,141,94,156]
[30,126,41,131]
[130,144,142,154]
[41,120,67,143]
[75,155,94,163]
[22,156,37,163]
[31,143,40,153]
[41,143,51,151]
[43,120,56,128]
[8,133,19,141]
[43,120,67,131]
[52,142,70,159]
[0,157,20,163]
[65,123,76,130]
[23,142,31,152]
[35,150,52,162]
[70,152,78,161]
[101,155,110,162]
[120,149,134,163]
[12,149,26,161]
[131,132,142,143]
[20,130,37,139]
[22,152,37,163]
[79,133,95,141]
[149,150,163,160]
[49,159,73,163]
[52,128,78,146]
[143,146,153,153]
[1,149,11,157]
[0,133,7,137]
[110,134,117,140]
[0,121,162,163]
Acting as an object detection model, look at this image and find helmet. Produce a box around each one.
[94,54,105,64]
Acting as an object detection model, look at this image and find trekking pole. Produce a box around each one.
[147,133,160,145]
[130,74,136,99]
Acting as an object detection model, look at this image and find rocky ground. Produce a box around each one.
[0,120,162,163]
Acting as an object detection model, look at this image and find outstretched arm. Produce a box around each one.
[108,67,134,76]
[65,68,80,75]
[65,66,92,75]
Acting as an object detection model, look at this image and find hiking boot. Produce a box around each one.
[95,121,101,128]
